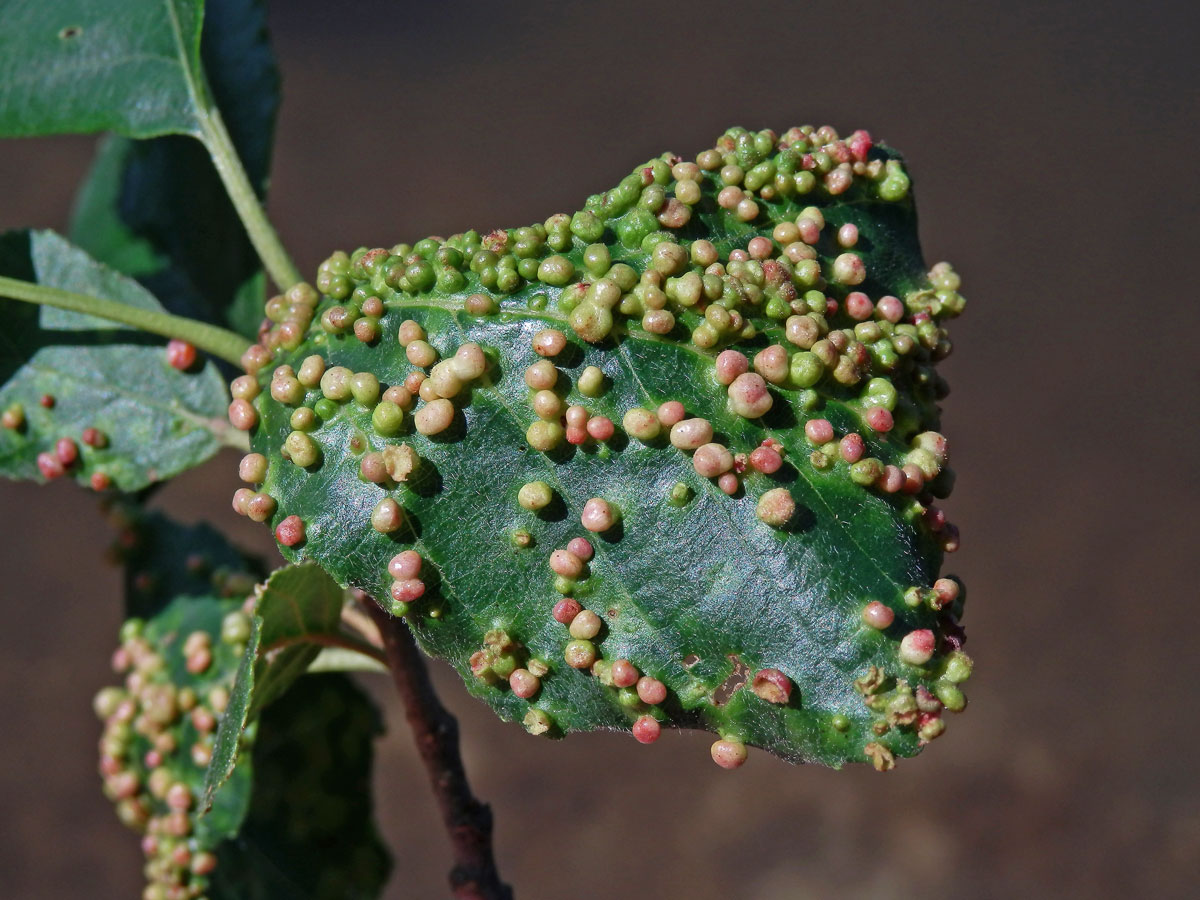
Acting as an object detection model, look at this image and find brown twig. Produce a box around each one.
[367,601,513,900]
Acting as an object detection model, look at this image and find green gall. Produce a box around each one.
[668,482,692,506]
[220,611,252,645]
[526,420,564,452]
[537,255,575,286]
[371,401,405,436]
[942,651,974,683]
[350,372,381,406]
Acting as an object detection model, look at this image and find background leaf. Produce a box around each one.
[244,126,971,768]
[209,674,392,900]
[69,0,279,337]
[0,0,206,139]
[0,229,233,490]
[202,562,350,809]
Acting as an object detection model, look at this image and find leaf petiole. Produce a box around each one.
[0,274,252,367]
[196,106,302,292]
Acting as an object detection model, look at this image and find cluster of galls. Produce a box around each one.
[511,489,808,768]
[520,330,615,451]
[851,643,973,771]
[230,318,497,616]
[846,574,971,769]
[94,608,255,899]
[1,393,116,490]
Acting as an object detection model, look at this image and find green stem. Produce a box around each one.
[197,107,303,292]
[0,276,252,368]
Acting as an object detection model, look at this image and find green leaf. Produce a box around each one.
[69,0,279,337]
[0,0,206,139]
[242,125,972,770]
[208,674,392,900]
[202,562,348,809]
[0,229,233,490]
[96,511,388,899]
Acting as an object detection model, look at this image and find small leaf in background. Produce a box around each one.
[0,0,206,139]
[209,674,392,900]
[202,562,350,809]
[0,230,232,491]
[69,0,279,338]
[238,125,972,769]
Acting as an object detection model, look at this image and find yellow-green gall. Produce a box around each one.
[623,407,661,441]
[284,431,320,468]
[319,366,353,401]
[569,302,613,343]
[526,420,564,451]
[518,481,553,511]
[577,365,606,397]
[350,372,380,406]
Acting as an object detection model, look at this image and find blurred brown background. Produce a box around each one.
[1,1,1197,897]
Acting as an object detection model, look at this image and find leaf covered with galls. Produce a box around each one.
[233,125,972,770]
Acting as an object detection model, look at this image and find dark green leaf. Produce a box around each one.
[203,562,348,809]
[249,561,347,714]
[0,0,206,139]
[69,0,279,337]
[244,125,972,769]
[209,674,392,900]
[0,229,233,490]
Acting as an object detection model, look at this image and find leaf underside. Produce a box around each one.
[0,230,231,491]
[204,561,347,808]
[244,126,971,768]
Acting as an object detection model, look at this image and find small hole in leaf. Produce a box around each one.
[59,26,83,40]
[712,654,750,706]
[682,654,700,668]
